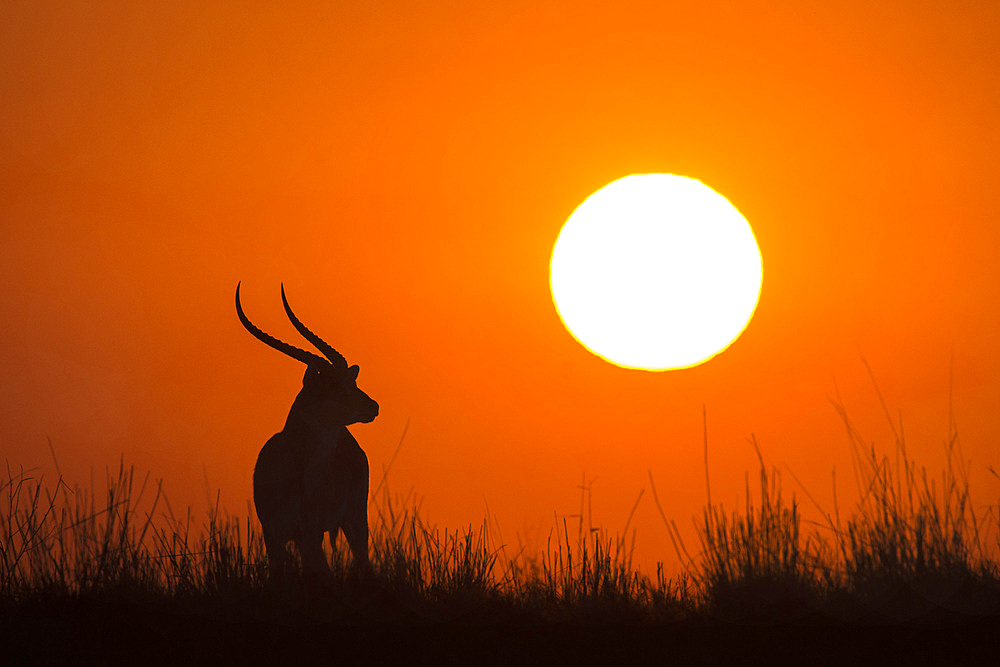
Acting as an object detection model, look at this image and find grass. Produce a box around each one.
[2,406,1000,662]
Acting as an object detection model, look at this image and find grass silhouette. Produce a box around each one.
[2,406,999,663]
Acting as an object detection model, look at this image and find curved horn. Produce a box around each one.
[280,284,349,370]
[236,282,327,366]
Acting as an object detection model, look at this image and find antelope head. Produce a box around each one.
[236,282,379,429]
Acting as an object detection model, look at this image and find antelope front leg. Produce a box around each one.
[341,486,372,577]
[298,532,330,577]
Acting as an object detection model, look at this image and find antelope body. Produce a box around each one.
[236,283,378,577]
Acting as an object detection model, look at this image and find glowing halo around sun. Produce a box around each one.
[549,174,763,371]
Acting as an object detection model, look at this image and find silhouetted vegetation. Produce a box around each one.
[3,409,999,662]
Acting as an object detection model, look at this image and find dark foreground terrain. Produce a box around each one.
[4,595,999,666]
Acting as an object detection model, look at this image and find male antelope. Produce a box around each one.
[236,283,378,577]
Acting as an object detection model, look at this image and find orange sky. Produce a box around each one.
[3,1,999,571]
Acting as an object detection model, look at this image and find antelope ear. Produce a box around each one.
[348,365,360,381]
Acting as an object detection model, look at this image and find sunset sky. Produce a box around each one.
[3,1,999,570]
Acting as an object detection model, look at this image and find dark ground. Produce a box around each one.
[3,599,998,666]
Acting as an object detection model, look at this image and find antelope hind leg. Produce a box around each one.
[262,529,290,579]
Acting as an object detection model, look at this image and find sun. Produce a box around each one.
[549,174,763,371]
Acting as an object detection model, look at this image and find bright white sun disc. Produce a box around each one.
[549,174,762,370]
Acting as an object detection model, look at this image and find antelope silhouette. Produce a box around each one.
[236,283,378,578]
